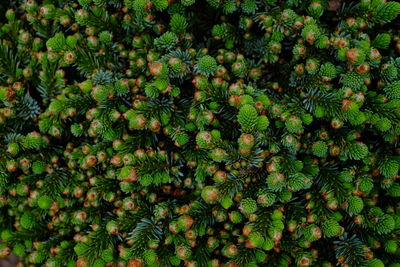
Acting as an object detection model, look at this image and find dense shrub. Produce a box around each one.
[1,0,400,266]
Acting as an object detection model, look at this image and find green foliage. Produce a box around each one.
[373,1,400,23]
[196,55,218,75]
[0,0,400,266]
[373,33,391,49]
[321,219,340,238]
[237,104,258,133]
[154,32,178,51]
[170,14,188,34]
